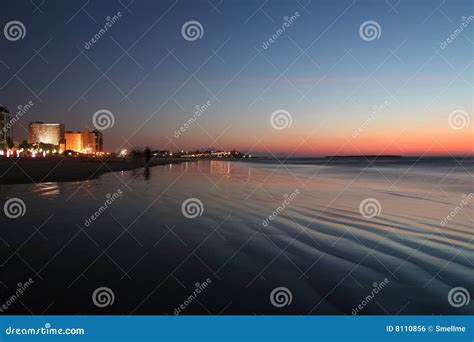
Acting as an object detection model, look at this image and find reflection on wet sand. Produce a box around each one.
[144,166,150,180]
[1,159,472,314]
[30,182,61,198]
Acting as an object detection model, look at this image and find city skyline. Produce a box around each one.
[0,0,472,156]
[26,121,103,154]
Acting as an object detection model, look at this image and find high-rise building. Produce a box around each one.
[63,128,103,153]
[28,122,65,145]
[64,131,82,151]
[81,128,96,154]
[0,106,13,149]
[92,129,103,152]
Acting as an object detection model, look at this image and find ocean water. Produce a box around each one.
[0,158,473,314]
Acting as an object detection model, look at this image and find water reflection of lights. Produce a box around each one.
[31,182,60,198]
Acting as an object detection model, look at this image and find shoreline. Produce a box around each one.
[0,157,189,185]
[1,156,472,185]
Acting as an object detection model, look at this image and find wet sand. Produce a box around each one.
[0,157,187,185]
[0,159,472,315]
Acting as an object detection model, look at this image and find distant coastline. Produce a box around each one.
[324,155,404,159]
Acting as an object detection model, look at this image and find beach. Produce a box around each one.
[0,156,187,185]
[0,158,472,314]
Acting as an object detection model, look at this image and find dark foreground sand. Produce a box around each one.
[0,156,187,185]
[1,159,472,314]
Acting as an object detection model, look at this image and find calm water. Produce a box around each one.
[1,159,473,314]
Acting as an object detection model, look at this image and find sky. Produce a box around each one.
[0,0,472,156]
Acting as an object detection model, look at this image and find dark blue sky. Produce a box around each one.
[0,0,472,155]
